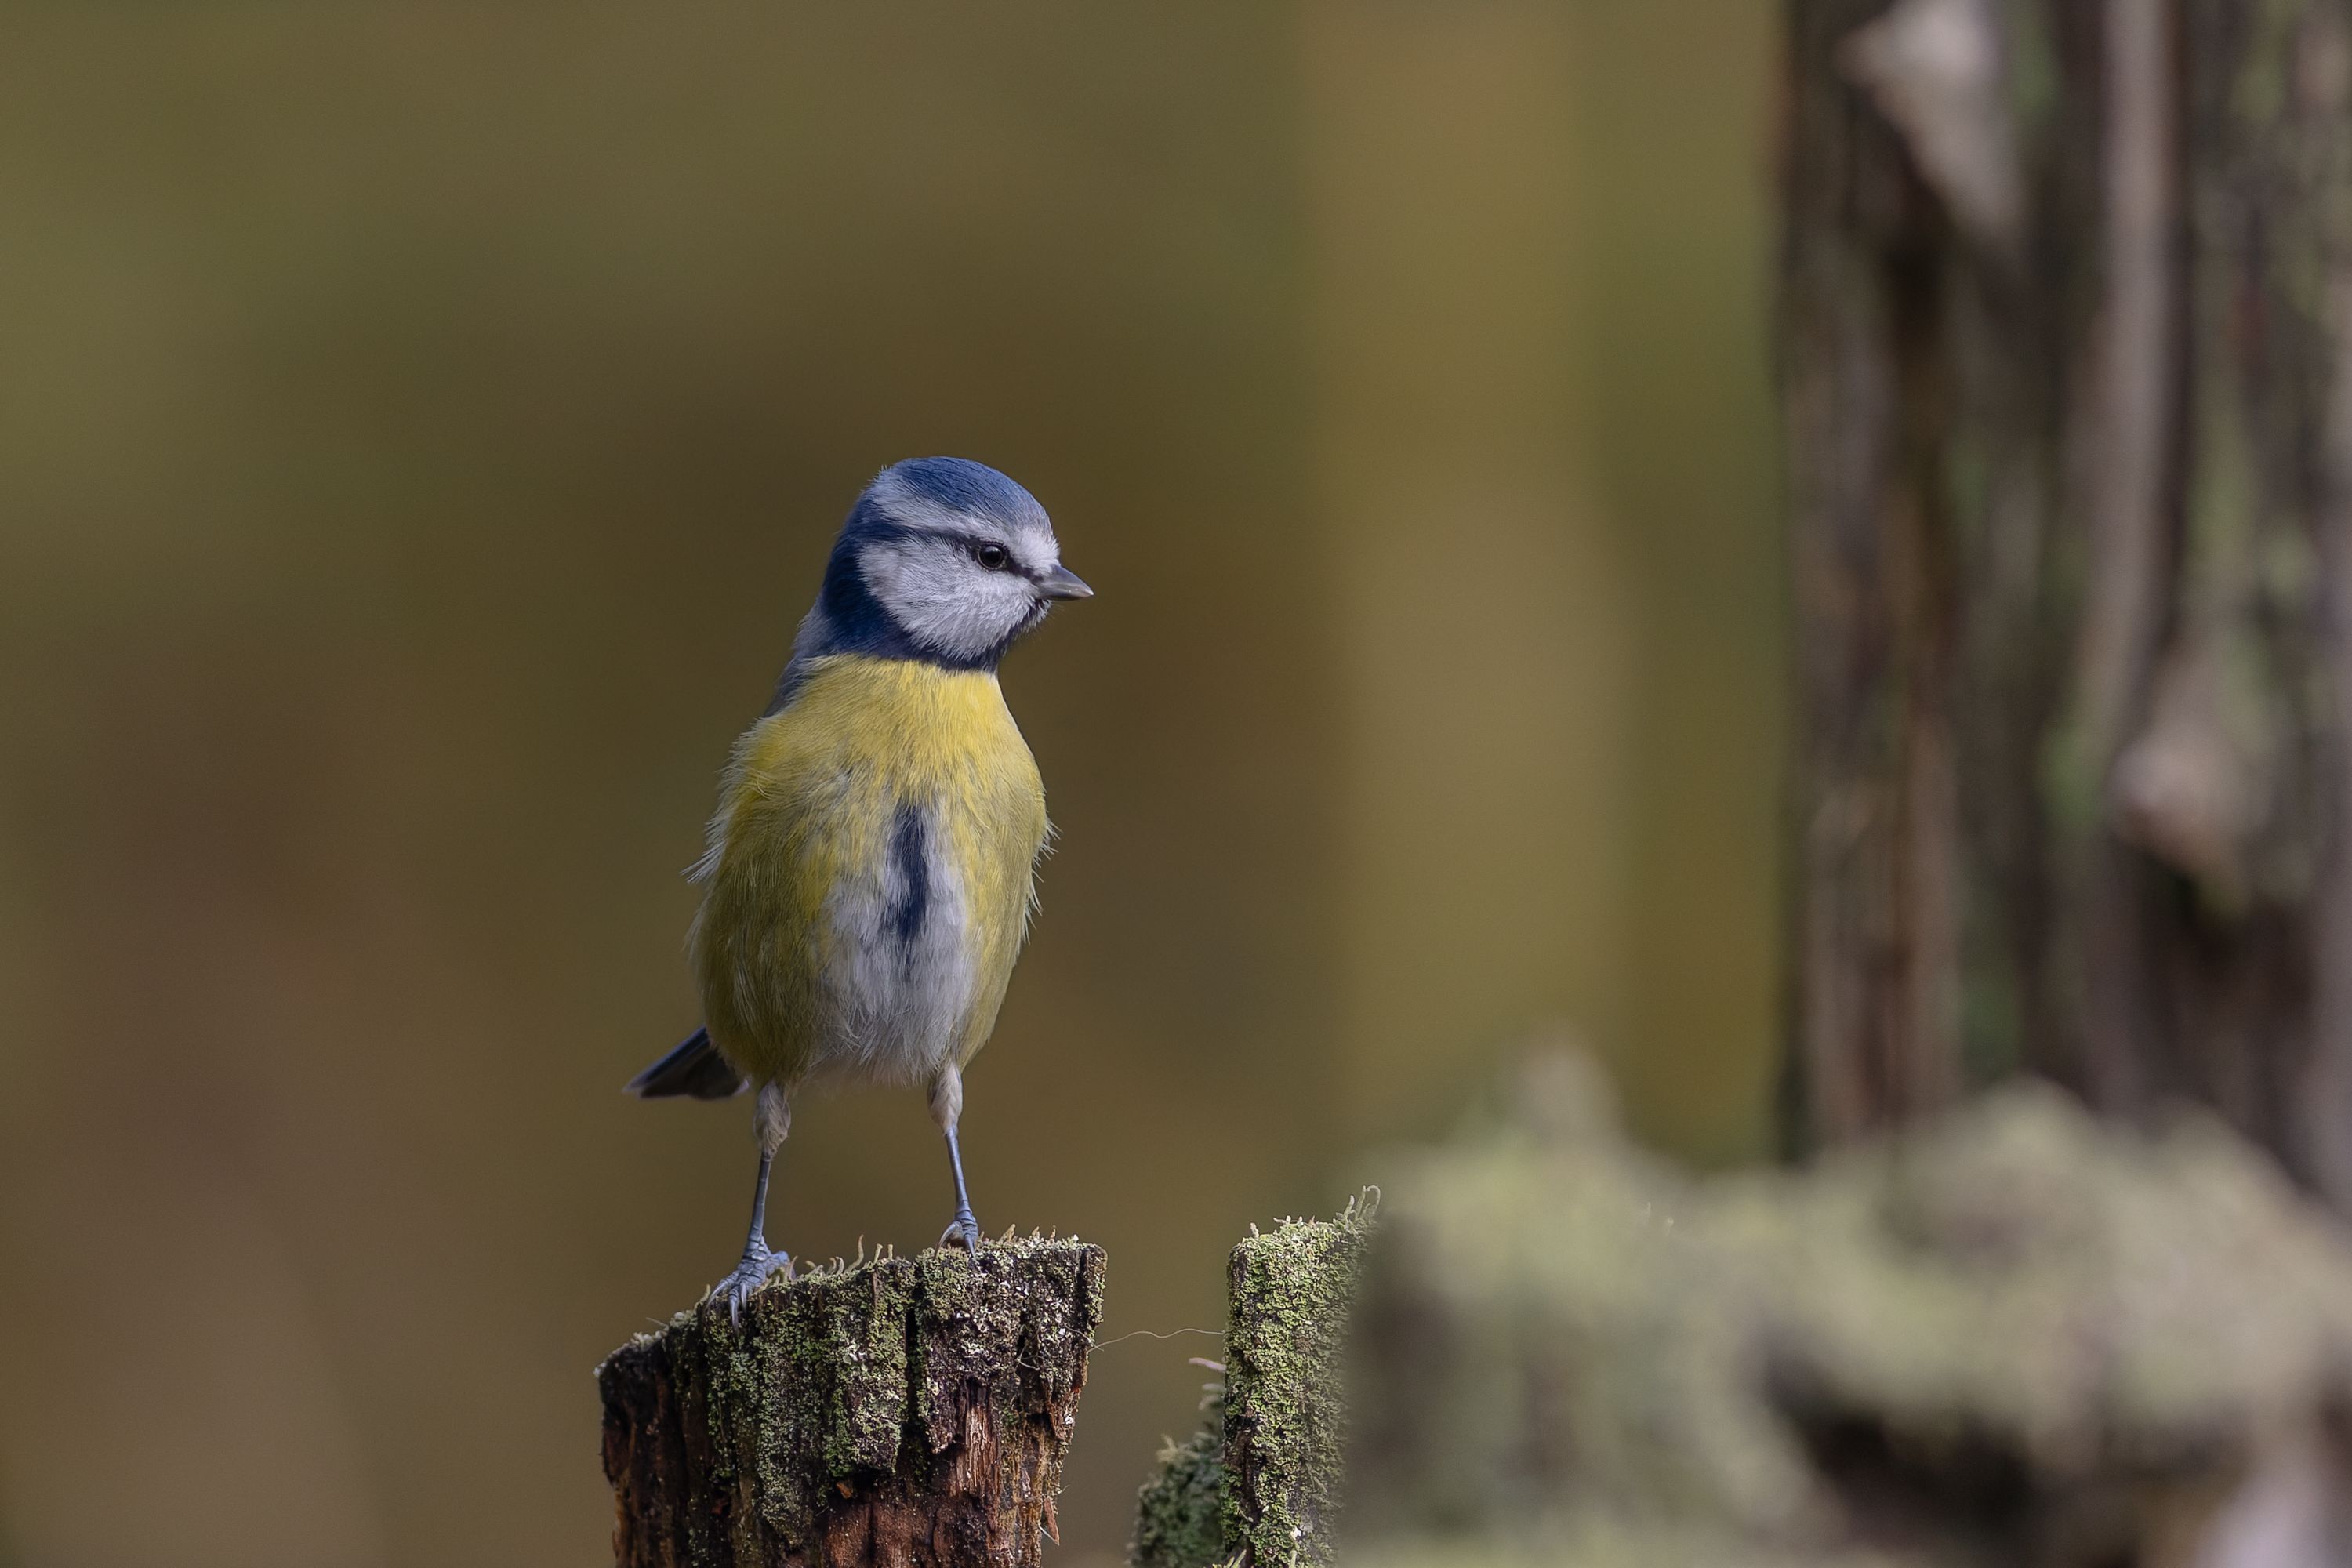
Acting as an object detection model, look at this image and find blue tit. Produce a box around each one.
[626,457,1092,1318]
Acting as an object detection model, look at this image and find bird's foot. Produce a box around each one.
[939,1207,984,1258]
[711,1242,793,1325]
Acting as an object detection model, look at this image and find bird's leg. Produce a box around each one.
[940,1124,982,1255]
[931,1065,982,1256]
[713,1082,794,1323]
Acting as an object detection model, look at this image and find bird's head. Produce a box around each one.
[816,457,1091,669]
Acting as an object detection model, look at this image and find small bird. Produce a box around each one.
[627,457,1091,1318]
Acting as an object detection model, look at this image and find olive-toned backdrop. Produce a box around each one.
[0,5,1777,1565]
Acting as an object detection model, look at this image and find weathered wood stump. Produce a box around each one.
[600,1236,1105,1568]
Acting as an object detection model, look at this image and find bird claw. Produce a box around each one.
[712,1244,794,1324]
[939,1208,984,1258]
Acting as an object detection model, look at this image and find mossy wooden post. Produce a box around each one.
[1131,1204,1371,1568]
[599,1237,1105,1568]
[1221,1216,1367,1568]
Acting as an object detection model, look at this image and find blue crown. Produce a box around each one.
[862,456,1049,535]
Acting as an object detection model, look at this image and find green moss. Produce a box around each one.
[1131,1399,1227,1568]
[745,1254,920,1536]
[908,1236,1105,1461]
[1222,1196,1374,1568]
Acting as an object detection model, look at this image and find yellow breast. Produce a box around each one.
[689,655,1048,1088]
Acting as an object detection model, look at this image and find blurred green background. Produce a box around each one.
[0,5,1779,1565]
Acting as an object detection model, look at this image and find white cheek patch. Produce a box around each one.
[859,539,1038,662]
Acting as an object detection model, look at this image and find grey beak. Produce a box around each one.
[1039,564,1094,601]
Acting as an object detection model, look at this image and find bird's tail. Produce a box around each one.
[626,1026,748,1099]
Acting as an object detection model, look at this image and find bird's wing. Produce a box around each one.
[689,696,866,1085]
[949,715,1049,1066]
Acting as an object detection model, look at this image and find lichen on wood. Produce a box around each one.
[1223,1203,1371,1568]
[1128,1200,1373,1568]
[600,1236,1105,1568]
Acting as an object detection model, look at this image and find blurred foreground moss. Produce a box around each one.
[1134,1051,2352,1565]
[1345,1054,2352,1567]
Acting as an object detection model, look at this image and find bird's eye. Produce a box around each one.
[973,543,1011,572]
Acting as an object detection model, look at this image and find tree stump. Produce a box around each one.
[599,1236,1105,1568]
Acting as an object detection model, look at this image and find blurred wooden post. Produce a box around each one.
[598,1238,1104,1568]
[1782,0,2352,1197]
